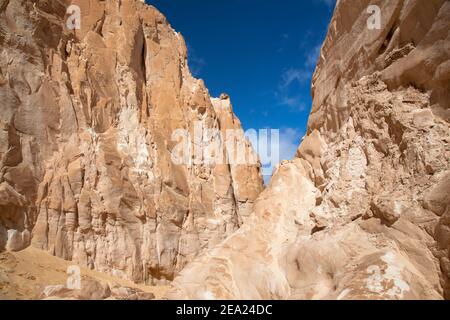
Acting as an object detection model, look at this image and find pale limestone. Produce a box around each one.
[168,0,450,300]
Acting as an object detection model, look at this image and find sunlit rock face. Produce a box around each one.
[168,0,450,299]
[0,0,263,283]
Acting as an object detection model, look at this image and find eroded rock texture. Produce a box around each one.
[168,0,450,299]
[0,0,263,284]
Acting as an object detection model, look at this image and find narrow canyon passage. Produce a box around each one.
[0,0,449,300]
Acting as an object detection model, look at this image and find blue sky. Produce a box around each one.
[147,0,335,171]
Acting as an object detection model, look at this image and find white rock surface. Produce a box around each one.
[168,0,450,300]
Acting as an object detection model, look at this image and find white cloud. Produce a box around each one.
[187,43,206,77]
[305,44,322,68]
[280,68,310,89]
[276,39,324,111]
[279,95,304,109]
[316,0,336,9]
[276,68,310,111]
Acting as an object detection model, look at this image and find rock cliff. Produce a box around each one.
[1,0,449,300]
[168,0,450,299]
[0,0,263,284]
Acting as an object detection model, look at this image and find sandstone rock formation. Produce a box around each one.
[168,0,450,299]
[0,0,263,284]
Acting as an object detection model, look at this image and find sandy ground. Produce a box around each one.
[0,247,169,300]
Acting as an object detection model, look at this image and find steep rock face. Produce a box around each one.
[0,0,263,283]
[168,0,450,299]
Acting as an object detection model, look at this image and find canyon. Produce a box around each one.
[1,0,449,300]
